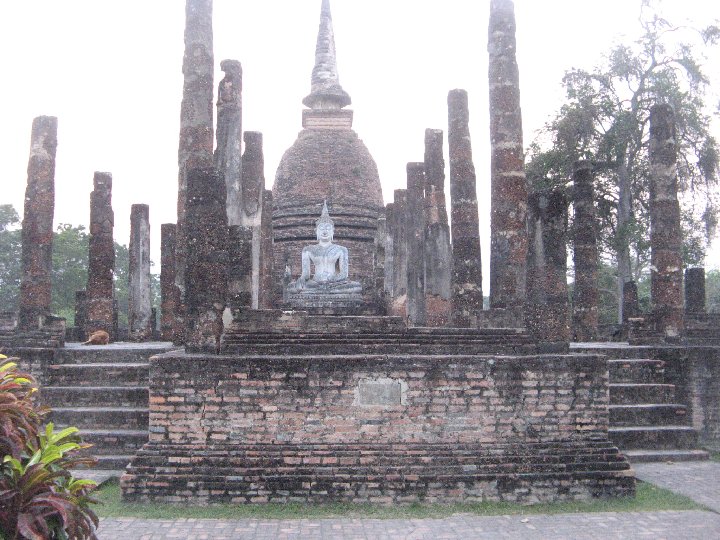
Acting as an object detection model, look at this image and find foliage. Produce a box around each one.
[527,3,719,320]
[707,269,720,313]
[0,356,98,540]
[0,205,22,311]
[51,225,90,325]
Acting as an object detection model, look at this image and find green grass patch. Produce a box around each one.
[709,451,720,462]
[94,480,705,520]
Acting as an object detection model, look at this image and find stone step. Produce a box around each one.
[623,449,710,463]
[80,429,148,454]
[609,404,689,426]
[76,455,134,471]
[222,342,534,356]
[49,407,148,430]
[47,363,149,386]
[54,346,173,365]
[41,386,148,408]
[609,425,698,450]
[608,359,665,384]
[609,383,675,405]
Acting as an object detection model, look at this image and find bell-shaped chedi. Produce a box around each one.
[272,0,383,306]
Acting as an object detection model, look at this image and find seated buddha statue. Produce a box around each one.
[287,202,362,295]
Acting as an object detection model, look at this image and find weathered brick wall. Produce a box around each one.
[147,353,609,446]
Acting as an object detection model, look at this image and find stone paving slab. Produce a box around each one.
[97,511,720,539]
[634,461,720,512]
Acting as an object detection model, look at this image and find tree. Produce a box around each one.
[0,205,21,310]
[51,225,90,323]
[527,2,720,323]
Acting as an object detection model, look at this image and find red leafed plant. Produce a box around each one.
[0,355,99,540]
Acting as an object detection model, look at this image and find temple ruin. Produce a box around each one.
[2,0,719,507]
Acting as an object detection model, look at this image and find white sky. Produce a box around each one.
[1,0,718,287]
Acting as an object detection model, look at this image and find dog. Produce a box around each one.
[82,330,110,345]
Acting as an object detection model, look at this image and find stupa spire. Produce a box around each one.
[303,0,351,110]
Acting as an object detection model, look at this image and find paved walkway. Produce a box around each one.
[634,461,720,512]
[96,462,720,539]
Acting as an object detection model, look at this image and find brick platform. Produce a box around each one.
[121,338,634,503]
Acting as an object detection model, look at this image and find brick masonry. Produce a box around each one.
[18,116,58,333]
[85,172,115,339]
[160,224,181,342]
[406,163,426,326]
[121,348,633,503]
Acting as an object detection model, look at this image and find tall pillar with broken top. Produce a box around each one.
[160,224,181,342]
[649,104,684,340]
[423,129,452,326]
[383,202,395,298]
[525,187,570,350]
[85,172,115,339]
[18,116,58,332]
[176,0,215,328]
[448,90,484,327]
[406,163,426,326]
[185,167,228,351]
[488,0,528,314]
[128,204,152,342]
[571,161,599,341]
[389,189,408,317]
[241,131,266,308]
[215,59,243,226]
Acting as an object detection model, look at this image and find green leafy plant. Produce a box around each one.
[0,356,99,540]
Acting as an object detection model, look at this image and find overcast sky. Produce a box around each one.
[1,0,718,285]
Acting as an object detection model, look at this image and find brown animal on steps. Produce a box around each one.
[83,330,110,345]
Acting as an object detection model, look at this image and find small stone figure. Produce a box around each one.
[288,202,361,294]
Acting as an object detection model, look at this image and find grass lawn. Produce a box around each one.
[94,480,706,520]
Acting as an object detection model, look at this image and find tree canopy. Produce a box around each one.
[527,2,719,321]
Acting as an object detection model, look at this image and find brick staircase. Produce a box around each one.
[576,347,710,462]
[40,344,173,474]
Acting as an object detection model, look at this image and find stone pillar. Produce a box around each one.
[423,129,452,326]
[215,59,243,226]
[448,90,483,327]
[227,225,253,311]
[525,188,570,351]
[128,204,152,342]
[373,215,387,309]
[160,224,181,342]
[85,172,115,339]
[18,116,58,331]
[488,0,527,313]
[241,131,265,308]
[176,0,215,339]
[74,291,87,342]
[185,167,228,351]
[622,281,640,323]
[649,104,684,340]
[685,268,706,313]
[571,161,599,341]
[406,163,426,326]
[258,190,274,310]
[383,203,395,298]
[389,189,408,317]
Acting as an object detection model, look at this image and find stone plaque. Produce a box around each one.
[354,378,406,407]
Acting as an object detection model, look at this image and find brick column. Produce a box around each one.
[406,163,426,326]
[448,90,483,327]
[85,172,115,339]
[18,116,58,331]
[685,268,705,313]
[488,0,527,313]
[227,225,253,311]
[525,188,570,351]
[258,190,274,310]
[74,291,87,342]
[241,131,265,307]
[215,59,243,226]
[373,214,387,309]
[176,0,215,339]
[185,167,228,351]
[623,281,640,323]
[383,203,395,298]
[389,189,408,317]
[160,224,181,342]
[571,161,599,341]
[423,129,452,326]
[128,204,152,342]
[649,104,684,340]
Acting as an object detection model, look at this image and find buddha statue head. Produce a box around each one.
[316,201,334,244]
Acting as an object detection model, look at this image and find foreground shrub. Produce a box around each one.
[0,356,99,539]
